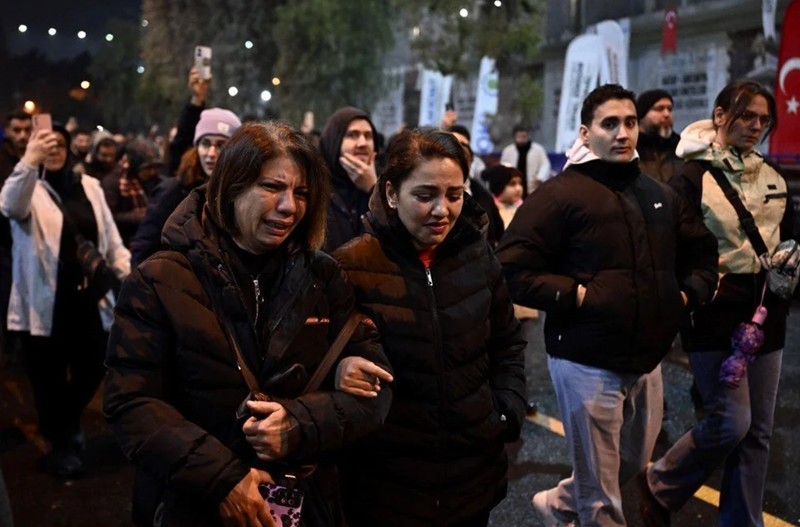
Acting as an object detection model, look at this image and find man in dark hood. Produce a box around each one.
[318,106,378,252]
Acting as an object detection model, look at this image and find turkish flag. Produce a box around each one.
[662,8,678,54]
[772,0,800,155]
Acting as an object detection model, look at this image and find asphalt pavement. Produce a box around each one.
[2,307,799,526]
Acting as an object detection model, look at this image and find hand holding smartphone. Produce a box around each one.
[194,45,212,80]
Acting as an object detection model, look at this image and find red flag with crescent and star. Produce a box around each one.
[771,0,800,155]
[662,7,678,54]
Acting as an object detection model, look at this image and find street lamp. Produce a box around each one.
[48,28,57,36]
[23,101,35,113]
[228,86,239,97]
[106,33,114,42]
[261,90,272,102]
[272,77,281,86]
[77,30,86,39]
[137,66,145,74]
[18,25,27,33]
[81,80,91,89]
[459,8,469,17]
[244,40,253,49]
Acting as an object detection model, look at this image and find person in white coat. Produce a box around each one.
[0,124,130,478]
[499,125,551,196]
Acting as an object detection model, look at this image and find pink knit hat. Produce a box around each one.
[193,108,241,145]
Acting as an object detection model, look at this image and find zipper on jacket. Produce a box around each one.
[424,263,447,503]
[253,277,263,326]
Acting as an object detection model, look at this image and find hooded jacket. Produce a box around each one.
[104,187,391,526]
[319,107,377,252]
[497,141,719,374]
[669,119,795,353]
[333,188,526,526]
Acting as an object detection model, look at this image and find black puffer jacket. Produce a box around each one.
[333,191,527,527]
[104,187,391,527]
[319,107,376,253]
[497,158,718,374]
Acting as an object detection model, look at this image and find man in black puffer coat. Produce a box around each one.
[497,84,718,527]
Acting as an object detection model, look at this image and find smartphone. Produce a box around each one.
[260,483,303,527]
[33,113,53,133]
[194,45,212,80]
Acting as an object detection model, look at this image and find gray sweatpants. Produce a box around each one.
[539,356,663,527]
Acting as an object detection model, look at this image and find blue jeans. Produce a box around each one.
[647,349,782,527]
[542,356,663,527]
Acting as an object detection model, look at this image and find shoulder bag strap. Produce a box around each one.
[302,312,364,394]
[706,164,770,256]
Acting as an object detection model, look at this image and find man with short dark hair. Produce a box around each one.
[71,129,92,163]
[0,111,33,361]
[500,124,551,196]
[636,89,682,184]
[496,84,718,527]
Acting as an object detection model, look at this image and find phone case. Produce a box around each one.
[260,484,303,527]
[194,46,212,80]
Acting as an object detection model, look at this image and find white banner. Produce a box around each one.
[593,20,628,87]
[372,71,405,136]
[763,0,777,42]
[418,69,453,127]
[470,57,499,155]
[555,34,604,153]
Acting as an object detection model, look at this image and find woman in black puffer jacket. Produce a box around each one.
[333,129,527,527]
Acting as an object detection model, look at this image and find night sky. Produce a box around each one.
[2,0,141,60]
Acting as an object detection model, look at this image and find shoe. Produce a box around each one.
[45,447,85,479]
[637,471,670,527]
[531,491,562,527]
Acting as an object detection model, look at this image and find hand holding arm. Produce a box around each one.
[335,356,394,398]
[242,401,301,461]
[339,152,377,193]
[218,468,275,527]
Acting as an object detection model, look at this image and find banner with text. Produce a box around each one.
[555,34,604,153]
[470,57,499,155]
[418,69,453,127]
[372,69,405,136]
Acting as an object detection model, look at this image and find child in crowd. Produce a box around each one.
[485,164,525,229]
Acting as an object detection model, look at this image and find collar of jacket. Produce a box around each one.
[570,159,640,191]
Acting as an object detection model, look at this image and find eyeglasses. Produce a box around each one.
[739,110,772,128]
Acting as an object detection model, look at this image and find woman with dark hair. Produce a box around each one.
[104,122,391,527]
[0,124,130,477]
[333,128,526,527]
[640,80,793,527]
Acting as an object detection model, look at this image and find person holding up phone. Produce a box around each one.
[0,123,130,478]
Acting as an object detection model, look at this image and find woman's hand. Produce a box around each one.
[188,66,210,106]
[219,468,275,527]
[242,401,300,461]
[21,130,58,169]
[335,356,393,398]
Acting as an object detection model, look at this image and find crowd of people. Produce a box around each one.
[0,73,795,527]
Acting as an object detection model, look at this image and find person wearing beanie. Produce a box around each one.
[130,106,241,266]
[81,131,119,182]
[636,88,682,183]
[319,106,379,252]
[496,84,718,527]
[0,121,130,478]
